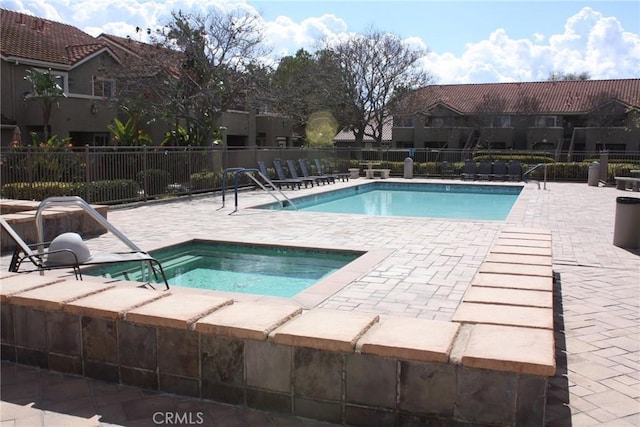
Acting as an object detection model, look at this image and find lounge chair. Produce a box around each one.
[461,161,477,180]
[257,161,300,190]
[1,216,170,290]
[314,159,350,182]
[286,160,316,187]
[273,160,307,188]
[491,160,508,181]
[297,159,334,185]
[477,160,492,180]
[440,161,455,178]
[508,160,522,181]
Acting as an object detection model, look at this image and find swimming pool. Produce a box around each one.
[84,240,364,297]
[258,182,523,220]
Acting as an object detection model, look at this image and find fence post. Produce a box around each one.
[187,145,192,197]
[142,145,148,202]
[84,145,91,202]
[27,146,34,200]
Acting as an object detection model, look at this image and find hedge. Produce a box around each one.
[1,180,139,203]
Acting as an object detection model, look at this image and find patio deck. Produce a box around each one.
[1,179,638,426]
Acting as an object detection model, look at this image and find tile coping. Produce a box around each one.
[2,226,556,378]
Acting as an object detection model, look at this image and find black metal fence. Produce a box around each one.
[2,145,639,204]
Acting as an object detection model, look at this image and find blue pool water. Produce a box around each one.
[85,240,362,297]
[260,182,522,220]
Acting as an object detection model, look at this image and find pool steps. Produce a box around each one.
[0,226,554,426]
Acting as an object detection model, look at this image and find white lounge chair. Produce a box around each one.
[1,210,169,290]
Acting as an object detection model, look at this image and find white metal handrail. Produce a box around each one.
[522,163,547,190]
[221,168,297,214]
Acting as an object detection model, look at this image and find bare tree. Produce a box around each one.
[547,71,591,81]
[325,28,432,144]
[115,8,270,146]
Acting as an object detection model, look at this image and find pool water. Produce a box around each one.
[261,183,522,220]
[85,240,362,297]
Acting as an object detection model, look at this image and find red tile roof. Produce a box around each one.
[1,8,106,66]
[409,79,640,115]
[98,33,183,75]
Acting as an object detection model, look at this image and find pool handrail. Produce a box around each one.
[522,163,547,190]
[222,168,297,214]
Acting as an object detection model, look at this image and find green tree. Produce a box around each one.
[272,49,350,143]
[107,117,152,146]
[23,68,66,141]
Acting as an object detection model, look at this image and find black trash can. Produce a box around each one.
[613,197,640,249]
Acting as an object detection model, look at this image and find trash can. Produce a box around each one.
[613,197,640,249]
[588,162,600,186]
[404,157,414,179]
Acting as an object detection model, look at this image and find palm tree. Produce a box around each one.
[24,68,66,141]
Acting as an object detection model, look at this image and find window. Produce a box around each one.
[93,133,109,146]
[52,74,66,93]
[394,116,414,127]
[490,116,511,128]
[27,70,67,94]
[429,117,445,128]
[93,77,115,98]
[535,116,557,128]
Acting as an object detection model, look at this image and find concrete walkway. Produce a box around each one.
[1,179,638,426]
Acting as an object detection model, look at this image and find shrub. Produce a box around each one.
[137,169,170,196]
[191,171,220,191]
[86,180,140,203]
[1,180,139,202]
[1,181,83,200]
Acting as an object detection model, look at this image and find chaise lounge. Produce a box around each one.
[1,210,169,290]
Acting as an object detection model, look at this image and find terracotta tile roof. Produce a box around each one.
[1,8,106,66]
[98,33,183,74]
[410,79,640,115]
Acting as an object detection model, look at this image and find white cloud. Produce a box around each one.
[262,14,348,57]
[423,6,640,84]
[4,2,638,84]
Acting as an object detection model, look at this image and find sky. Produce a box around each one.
[2,0,639,84]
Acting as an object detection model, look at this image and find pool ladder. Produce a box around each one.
[221,168,297,214]
[522,163,548,190]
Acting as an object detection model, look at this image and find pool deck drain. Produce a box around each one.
[1,179,639,426]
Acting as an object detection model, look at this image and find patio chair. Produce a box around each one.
[508,160,522,181]
[257,161,300,190]
[440,161,455,178]
[273,160,306,188]
[491,160,508,181]
[1,216,170,290]
[286,160,316,187]
[314,159,350,182]
[297,159,334,185]
[461,161,477,180]
[477,160,492,180]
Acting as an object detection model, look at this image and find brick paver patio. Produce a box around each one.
[1,179,638,426]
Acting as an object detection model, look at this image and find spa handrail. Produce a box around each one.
[35,196,141,253]
[222,168,297,214]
